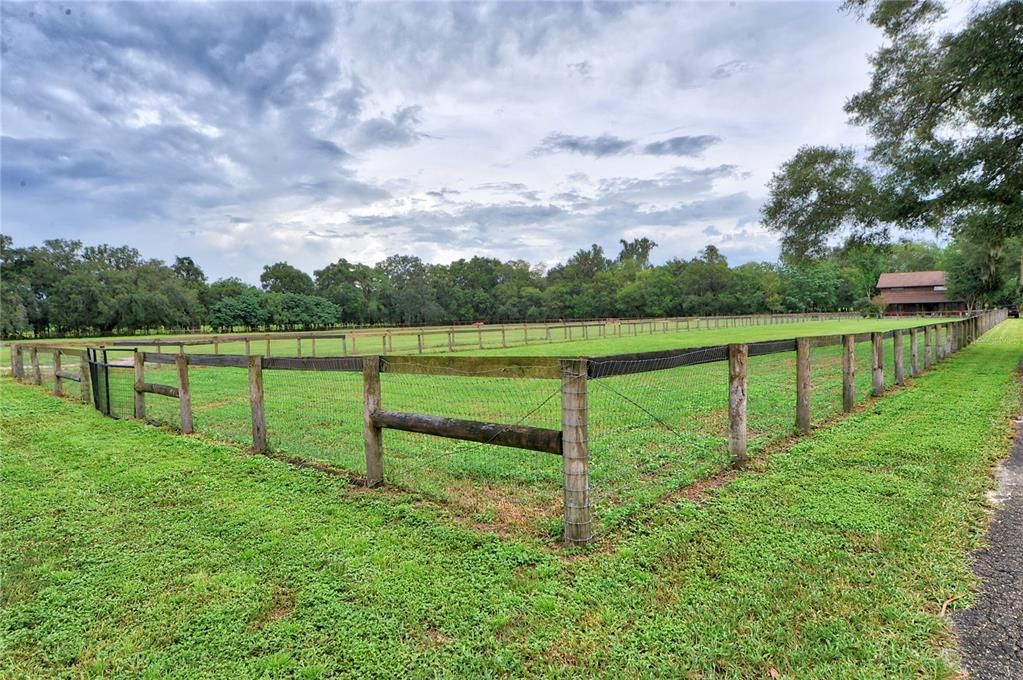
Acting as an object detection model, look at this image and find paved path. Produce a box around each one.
[954,403,1023,679]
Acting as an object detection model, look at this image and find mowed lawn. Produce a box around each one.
[1,321,1019,678]
[9,315,953,360]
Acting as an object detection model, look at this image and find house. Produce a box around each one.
[876,270,964,315]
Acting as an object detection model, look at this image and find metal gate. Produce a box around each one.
[87,347,111,416]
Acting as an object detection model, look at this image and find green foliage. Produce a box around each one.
[260,262,315,295]
[764,0,1023,261]
[208,291,340,331]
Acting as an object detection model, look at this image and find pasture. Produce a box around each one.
[11,315,963,538]
[2,320,1019,677]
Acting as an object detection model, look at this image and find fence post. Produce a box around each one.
[8,345,17,381]
[561,358,592,546]
[244,338,251,355]
[214,338,220,355]
[363,356,384,487]
[265,335,272,356]
[16,345,25,381]
[134,350,146,419]
[728,344,748,466]
[871,333,884,396]
[30,347,41,385]
[53,350,63,397]
[924,326,933,370]
[297,337,303,357]
[311,337,317,357]
[342,336,348,356]
[177,354,193,434]
[893,330,905,386]
[248,356,267,452]
[795,337,811,434]
[842,334,856,411]
[418,333,424,353]
[910,328,920,377]
[79,351,91,404]
[936,325,945,361]
[944,323,952,357]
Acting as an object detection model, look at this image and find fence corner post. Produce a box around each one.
[177,354,193,434]
[248,355,267,452]
[795,337,811,434]
[728,343,749,466]
[363,355,384,487]
[871,332,884,396]
[366,351,384,484]
[561,358,592,546]
[893,329,905,386]
[133,350,146,419]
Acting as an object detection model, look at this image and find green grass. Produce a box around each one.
[27,318,961,536]
[2,321,1019,677]
[8,315,954,362]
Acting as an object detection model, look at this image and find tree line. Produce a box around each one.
[2,234,1015,338]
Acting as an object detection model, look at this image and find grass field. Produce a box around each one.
[14,317,963,537]
[8,315,951,361]
[2,320,1019,677]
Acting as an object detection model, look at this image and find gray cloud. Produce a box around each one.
[533,133,635,158]
[535,132,723,158]
[711,60,748,80]
[351,106,425,149]
[642,135,721,157]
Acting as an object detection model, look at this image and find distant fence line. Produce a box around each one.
[6,309,1007,547]
[5,311,867,356]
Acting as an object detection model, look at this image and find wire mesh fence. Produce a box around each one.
[186,366,253,447]
[4,311,1005,543]
[586,349,731,528]
[378,359,563,508]
[140,361,181,430]
[262,367,364,470]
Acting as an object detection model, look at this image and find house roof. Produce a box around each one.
[876,270,946,288]
[879,290,953,304]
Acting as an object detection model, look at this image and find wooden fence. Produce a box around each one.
[6,311,865,357]
[6,309,1007,546]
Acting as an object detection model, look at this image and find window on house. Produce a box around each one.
[934,285,946,291]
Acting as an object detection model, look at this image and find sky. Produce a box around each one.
[1,1,885,283]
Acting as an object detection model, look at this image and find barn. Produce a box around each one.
[876,270,964,315]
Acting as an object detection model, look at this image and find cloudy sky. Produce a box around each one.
[2,1,883,282]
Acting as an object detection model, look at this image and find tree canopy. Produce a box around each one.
[763,0,1023,261]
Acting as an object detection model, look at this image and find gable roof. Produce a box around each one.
[876,270,946,288]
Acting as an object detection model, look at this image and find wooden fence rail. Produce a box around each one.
[7,308,1008,547]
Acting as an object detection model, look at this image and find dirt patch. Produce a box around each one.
[249,586,295,630]
[192,398,244,412]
